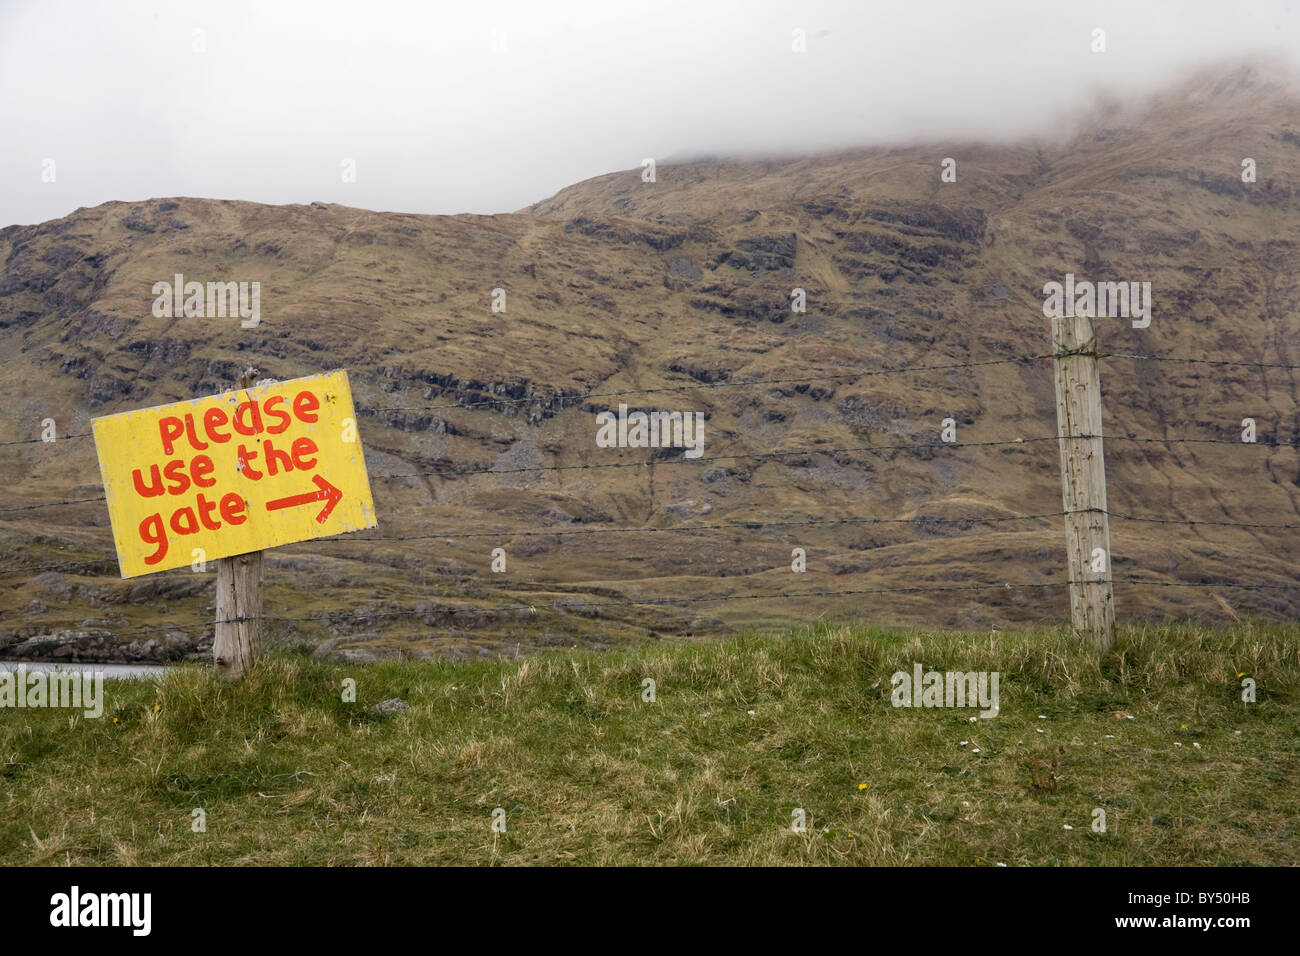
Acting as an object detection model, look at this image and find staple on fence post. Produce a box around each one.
[213,367,265,679]
[1051,315,1116,650]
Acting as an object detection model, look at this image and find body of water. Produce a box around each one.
[0,661,168,679]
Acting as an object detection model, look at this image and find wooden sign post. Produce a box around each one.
[214,549,263,679]
[90,368,378,679]
[1051,314,1116,649]
[214,369,264,680]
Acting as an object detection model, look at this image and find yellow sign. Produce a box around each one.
[92,370,377,577]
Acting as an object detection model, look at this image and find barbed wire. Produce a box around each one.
[0,356,1046,447]
[3,503,1296,579]
[0,342,1294,587]
[0,432,92,447]
[360,356,1044,414]
[1105,435,1299,448]
[317,509,1079,544]
[4,499,1296,587]
[371,432,1296,480]
[3,351,1297,442]
[1105,508,1300,529]
[28,574,1295,642]
[20,580,1084,638]
[311,505,1300,545]
[372,434,1291,481]
[3,353,1295,452]
[0,558,117,576]
[371,436,1062,481]
[3,350,1296,448]
[0,494,108,514]
[0,431,1287,508]
[360,352,1300,415]
[1110,578,1300,591]
[1104,353,1300,371]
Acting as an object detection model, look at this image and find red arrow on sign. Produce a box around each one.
[265,474,343,524]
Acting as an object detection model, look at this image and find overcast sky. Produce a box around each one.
[2,0,1298,228]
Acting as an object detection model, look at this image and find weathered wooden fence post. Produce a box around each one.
[214,368,265,679]
[1051,314,1116,649]
[214,550,263,679]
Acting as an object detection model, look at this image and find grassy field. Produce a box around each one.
[2,621,1297,866]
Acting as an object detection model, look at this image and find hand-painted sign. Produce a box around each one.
[92,370,376,577]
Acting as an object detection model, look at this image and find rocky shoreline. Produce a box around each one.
[0,625,206,663]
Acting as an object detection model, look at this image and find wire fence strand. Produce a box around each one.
[1,349,1296,627]
[37,575,1296,641]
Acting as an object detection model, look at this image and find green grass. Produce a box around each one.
[2,621,1297,865]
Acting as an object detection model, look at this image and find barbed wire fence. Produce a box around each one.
[1,350,1298,643]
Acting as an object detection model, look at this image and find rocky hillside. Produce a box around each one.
[2,63,1298,662]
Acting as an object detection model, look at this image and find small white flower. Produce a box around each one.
[1104,734,1115,739]
[972,748,981,754]
[968,716,977,723]
[1038,715,1047,720]
[1036,728,1045,734]
[1063,824,1074,830]
[996,862,1007,867]
[747,710,756,716]
[1193,742,1201,750]
[960,741,969,747]
[1125,715,1135,720]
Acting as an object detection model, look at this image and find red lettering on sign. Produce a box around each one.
[264,439,294,477]
[140,513,168,565]
[184,414,208,452]
[292,437,319,470]
[196,493,222,531]
[203,407,230,444]
[264,395,291,434]
[169,506,199,536]
[163,459,190,496]
[236,443,262,480]
[255,437,323,476]
[159,417,184,456]
[220,493,247,525]
[132,455,222,500]
[192,454,215,488]
[293,390,319,424]
[117,377,356,574]
[133,464,165,498]
[233,400,264,437]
